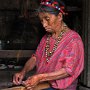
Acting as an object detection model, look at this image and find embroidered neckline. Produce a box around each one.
[45,30,66,63]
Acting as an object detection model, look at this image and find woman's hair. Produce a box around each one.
[37,0,66,16]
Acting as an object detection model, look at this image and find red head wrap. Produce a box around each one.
[40,0,65,14]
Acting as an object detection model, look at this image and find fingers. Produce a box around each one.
[22,76,39,90]
[13,74,18,85]
[27,86,33,90]
[24,84,35,90]
[22,77,32,86]
[13,73,23,85]
[22,80,36,90]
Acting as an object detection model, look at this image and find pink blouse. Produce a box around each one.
[35,30,84,90]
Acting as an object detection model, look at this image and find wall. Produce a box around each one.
[79,0,90,89]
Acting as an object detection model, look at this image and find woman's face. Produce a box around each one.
[38,12,62,33]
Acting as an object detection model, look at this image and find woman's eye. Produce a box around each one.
[44,16,50,21]
[46,17,50,21]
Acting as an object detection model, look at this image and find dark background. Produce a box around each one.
[0,0,82,50]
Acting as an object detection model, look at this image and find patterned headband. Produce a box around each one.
[40,0,65,14]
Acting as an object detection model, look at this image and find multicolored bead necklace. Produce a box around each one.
[45,30,65,63]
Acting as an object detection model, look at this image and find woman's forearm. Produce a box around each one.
[39,68,69,82]
[21,56,36,74]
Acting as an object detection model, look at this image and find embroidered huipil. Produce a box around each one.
[35,30,84,90]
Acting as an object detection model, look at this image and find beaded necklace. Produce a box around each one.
[45,30,65,63]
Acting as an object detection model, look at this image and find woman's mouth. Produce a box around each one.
[45,28,51,31]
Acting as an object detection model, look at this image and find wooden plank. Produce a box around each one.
[0,50,35,58]
[1,86,26,90]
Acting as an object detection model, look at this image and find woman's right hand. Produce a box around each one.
[13,71,25,85]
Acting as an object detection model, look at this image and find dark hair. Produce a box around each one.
[37,0,66,16]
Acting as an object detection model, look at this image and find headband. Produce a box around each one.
[40,0,65,14]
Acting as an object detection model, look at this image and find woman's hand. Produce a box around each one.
[23,75,41,90]
[13,71,25,85]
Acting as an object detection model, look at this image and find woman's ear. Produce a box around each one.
[58,12,63,21]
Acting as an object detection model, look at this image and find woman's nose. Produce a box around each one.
[42,20,48,28]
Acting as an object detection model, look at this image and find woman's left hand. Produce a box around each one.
[22,75,41,90]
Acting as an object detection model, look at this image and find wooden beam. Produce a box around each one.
[0,50,35,58]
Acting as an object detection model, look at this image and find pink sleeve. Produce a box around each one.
[63,39,84,75]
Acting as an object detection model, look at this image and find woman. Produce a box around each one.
[13,0,84,90]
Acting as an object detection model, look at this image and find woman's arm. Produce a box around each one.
[22,68,69,89]
[13,56,36,85]
[21,56,36,74]
[39,68,69,82]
